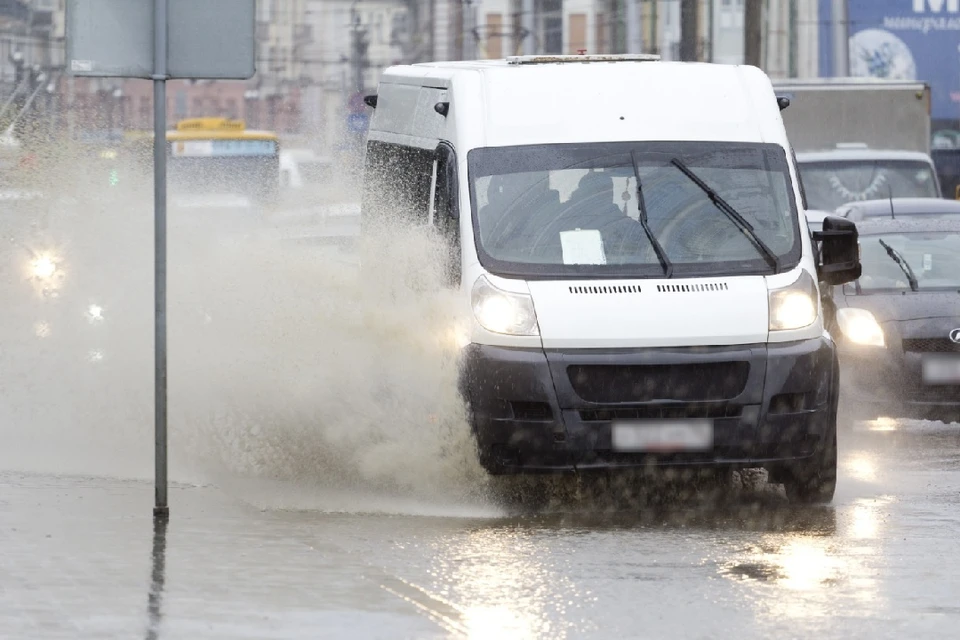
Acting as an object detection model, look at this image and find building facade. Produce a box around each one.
[3,0,826,148]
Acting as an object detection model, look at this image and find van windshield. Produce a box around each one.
[468,141,801,279]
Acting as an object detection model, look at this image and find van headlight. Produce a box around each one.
[836,307,885,347]
[471,275,540,336]
[769,269,819,332]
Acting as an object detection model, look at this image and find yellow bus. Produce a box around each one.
[166,117,279,204]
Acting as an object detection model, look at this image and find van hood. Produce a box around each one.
[527,277,770,349]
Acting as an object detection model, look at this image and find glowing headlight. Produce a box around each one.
[471,275,539,336]
[87,304,104,322]
[836,307,885,347]
[769,269,819,331]
[31,255,57,279]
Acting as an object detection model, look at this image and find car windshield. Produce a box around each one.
[468,141,800,278]
[845,231,960,293]
[798,159,939,211]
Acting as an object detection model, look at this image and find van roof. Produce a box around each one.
[373,58,787,150]
[405,53,662,71]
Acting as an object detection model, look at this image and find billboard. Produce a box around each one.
[819,0,960,123]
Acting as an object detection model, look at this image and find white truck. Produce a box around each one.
[773,78,943,211]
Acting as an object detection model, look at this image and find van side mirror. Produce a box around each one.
[813,216,861,285]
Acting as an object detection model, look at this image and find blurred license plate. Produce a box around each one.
[611,419,714,452]
[922,354,960,385]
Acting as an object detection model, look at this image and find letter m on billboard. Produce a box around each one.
[914,0,960,12]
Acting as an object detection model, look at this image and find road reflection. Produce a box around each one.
[405,501,839,639]
[719,494,890,623]
[145,514,168,640]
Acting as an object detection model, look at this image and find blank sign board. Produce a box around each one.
[65,0,255,79]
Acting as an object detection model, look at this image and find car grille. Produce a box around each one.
[567,362,750,403]
[902,338,960,354]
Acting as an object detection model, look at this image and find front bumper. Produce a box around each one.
[459,337,837,474]
[838,343,960,420]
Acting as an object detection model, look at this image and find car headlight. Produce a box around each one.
[31,254,57,280]
[836,307,885,347]
[87,304,104,323]
[471,275,540,336]
[769,269,819,331]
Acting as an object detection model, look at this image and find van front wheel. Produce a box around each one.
[772,423,838,504]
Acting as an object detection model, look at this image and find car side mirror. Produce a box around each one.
[813,216,861,286]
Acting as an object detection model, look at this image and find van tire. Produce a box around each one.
[779,425,837,504]
[772,361,839,504]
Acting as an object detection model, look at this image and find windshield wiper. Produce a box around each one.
[669,158,780,271]
[630,152,672,277]
[878,238,919,292]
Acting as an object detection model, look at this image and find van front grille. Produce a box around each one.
[579,404,742,422]
[567,362,750,403]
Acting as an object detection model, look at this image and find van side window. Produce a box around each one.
[362,140,435,225]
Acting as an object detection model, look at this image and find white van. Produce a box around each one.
[359,54,862,503]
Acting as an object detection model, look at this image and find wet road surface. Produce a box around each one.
[4,418,960,639]
[5,198,960,638]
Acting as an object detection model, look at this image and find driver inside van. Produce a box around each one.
[535,171,651,264]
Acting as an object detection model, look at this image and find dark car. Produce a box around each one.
[931,147,960,201]
[836,197,960,222]
[824,218,960,425]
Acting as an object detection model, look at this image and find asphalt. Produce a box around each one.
[4,417,960,639]
[5,195,960,639]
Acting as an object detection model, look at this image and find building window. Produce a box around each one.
[486,13,503,59]
[538,0,563,54]
[568,13,586,54]
[595,13,607,54]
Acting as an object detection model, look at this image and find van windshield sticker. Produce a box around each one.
[561,229,607,265]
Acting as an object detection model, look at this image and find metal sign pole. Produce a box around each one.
[153,0,169,518]
[65,0,256,519]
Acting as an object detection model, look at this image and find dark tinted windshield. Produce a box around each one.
[846,231,960,293]
[799,160,939,211]
[468,141,801,278]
